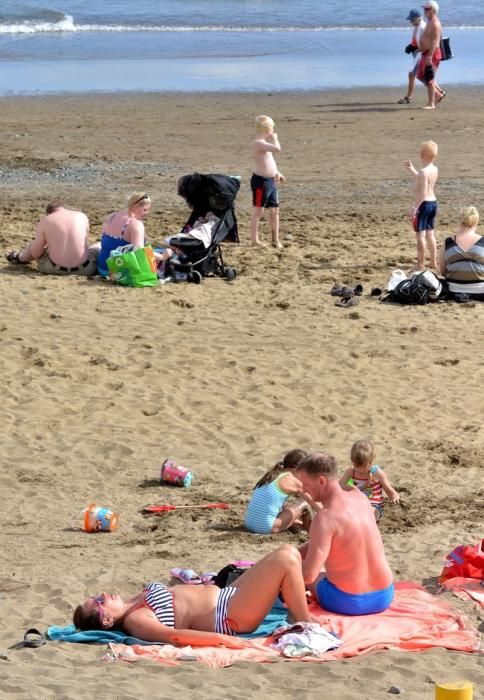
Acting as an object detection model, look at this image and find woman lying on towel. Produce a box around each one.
[73,544,314,649]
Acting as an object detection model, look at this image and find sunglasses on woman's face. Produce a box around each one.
[91,594,106,616]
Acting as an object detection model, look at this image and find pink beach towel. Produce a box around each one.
[108,582,480,669]
[442,577,484,609]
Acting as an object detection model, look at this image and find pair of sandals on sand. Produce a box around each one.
[330,283,363,307]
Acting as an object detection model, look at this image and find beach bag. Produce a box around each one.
[214,560,255,588]
[439,540,484,584]
[107,245,158,287]
[382,271,441,305]
[440,36,453,61]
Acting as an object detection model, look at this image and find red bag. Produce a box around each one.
[439,539,484,584]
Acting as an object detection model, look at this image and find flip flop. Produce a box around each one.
[169,568,203,584]
[335,296,359,308]
[10,628,46,650]
[397,96,412,104]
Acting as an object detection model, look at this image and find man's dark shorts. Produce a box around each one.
[251,173,279,208]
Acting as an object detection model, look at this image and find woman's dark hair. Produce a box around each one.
[254,448,308,489]
[73,604,104,631]
[73,603,124,632]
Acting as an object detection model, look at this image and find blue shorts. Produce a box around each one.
[414,200,437,232]
[251,173,279,208]
[316,578,394,616]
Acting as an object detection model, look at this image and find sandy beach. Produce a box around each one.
[0,87,483,699]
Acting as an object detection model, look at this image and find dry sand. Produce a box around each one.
[0,87,483,700]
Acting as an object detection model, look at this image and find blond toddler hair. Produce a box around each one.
[255,115,274,134]
[420,140,438,160]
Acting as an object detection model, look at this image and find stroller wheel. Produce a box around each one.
[189,270,202,284]
[225,267,237,282]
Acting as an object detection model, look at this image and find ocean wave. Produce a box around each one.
[1,18,483,34]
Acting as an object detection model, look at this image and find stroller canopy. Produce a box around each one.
[177,173,240,215]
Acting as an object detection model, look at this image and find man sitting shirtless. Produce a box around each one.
[296,452,394,615]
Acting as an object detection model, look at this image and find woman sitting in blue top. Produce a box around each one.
[244,449,311,534]
[96,192,153,277]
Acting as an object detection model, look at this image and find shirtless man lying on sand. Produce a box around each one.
[296,452,394,615]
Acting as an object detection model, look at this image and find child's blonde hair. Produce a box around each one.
[351,440,375,471]
[460,205,479,229]
[255,115,274,134]
[420,140,438,160]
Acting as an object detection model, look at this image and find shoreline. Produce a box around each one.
[1,28,481,95]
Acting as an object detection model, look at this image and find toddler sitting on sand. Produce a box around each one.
[339,440,400,521]
[244,449,311,534]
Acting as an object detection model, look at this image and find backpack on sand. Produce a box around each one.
[381,271,442,305]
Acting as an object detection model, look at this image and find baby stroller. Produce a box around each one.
[165,173,240,283]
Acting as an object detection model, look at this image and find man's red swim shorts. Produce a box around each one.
[417,48,442,85]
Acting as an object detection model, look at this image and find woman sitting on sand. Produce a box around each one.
[73,545,314,647]
[96,192,153,277]
[439,205,484,302]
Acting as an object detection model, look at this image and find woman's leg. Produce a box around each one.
[227,544,311,632]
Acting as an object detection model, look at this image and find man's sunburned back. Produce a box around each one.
[313,488,393,594]
[40,208,89,266]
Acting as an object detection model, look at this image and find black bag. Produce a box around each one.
[381,271,442,305]
[405,43,418,55]
[440,36,453,61]
[213,563,251,588]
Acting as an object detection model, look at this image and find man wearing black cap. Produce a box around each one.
[398,9,426,104]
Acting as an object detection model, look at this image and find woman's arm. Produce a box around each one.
[127,219,145,248]
[129,616,250,648]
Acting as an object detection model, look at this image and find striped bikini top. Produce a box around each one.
[144,582,175,628]
[352,465,383,505]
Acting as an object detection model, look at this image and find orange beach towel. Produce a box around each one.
[107,582,480,668]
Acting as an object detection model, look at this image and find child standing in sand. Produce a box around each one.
[339,440,400,521]
[244,449,310,534]
[404,140,439,270]
[250,115,286,248]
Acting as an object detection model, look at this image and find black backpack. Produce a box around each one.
[382,272,441,305]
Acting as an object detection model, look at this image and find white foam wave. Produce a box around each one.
[0,19,482,34]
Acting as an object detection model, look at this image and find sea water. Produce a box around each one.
[0,0,483,94]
